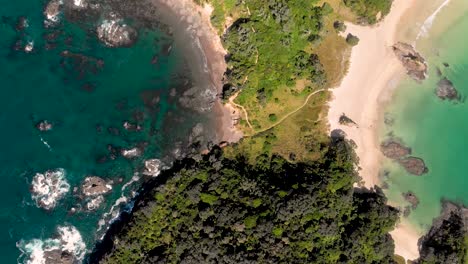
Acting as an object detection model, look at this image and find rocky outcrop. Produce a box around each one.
[398,157,428,176]
[417,202,468,264]
[36,120,53,131]
[436,77,459,101]
[143,159,162,177]
[81,176,112,196]
[44,250,76,264]
[403,191,419,209]
[392,42,427,81]
[380,138,428,176]
[121,147,142,159]
[97,19,138,47]
[179,86,217,113]
[339,113,357,127]
[380,140,411,159]
[44,0,61,24]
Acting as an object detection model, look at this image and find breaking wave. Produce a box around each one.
[30,169,69,210]
[17,225,86,264]
[417,0,451,40]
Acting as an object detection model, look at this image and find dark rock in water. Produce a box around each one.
[398,157,428,176]
[151,54,158,65]
[380,140,411,159]
[443,62,450,68]
[392,42,427,81]
[435,67,442,77]
[81,82,95,92]
[179,86,217,113]
[15,16,28,32]
[97,19,138,48]
[107,126,120,136]
[339,113,357,127]
[81,176,112,196]
[44,250,76,264]
[36,120,53,131]
[403,205,411,217]
[418,201,468,264]
[436,77,459,101]
[123,121,142,132]
[403,191,419,209]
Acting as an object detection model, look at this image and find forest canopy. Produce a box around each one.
[95,137,399,264]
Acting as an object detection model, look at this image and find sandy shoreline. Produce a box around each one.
[327,0,453,260]
[150,0,242,145]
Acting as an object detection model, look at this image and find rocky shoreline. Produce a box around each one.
[380,139,428,176]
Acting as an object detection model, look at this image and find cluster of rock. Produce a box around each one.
[380,139,428,176]
[392,42,427,82]
[36,120,53,131]
[96,18,138,48]
[80,176,112,210]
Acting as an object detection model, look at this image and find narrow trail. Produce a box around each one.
[255,89,327,134]
[229,88,327,136]
[228,91,254,130]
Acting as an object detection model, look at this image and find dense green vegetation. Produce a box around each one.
[97,136,399,263]
[343,0,393,24]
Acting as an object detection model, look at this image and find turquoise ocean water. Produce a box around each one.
[382,1,468,232]
[0,0,207,262]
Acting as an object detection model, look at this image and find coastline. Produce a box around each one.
[149,0,243,144]
[327,0,424,260]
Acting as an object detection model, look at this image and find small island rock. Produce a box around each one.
[380,140,411,159]
[97,20,137,48]
[403,191,420,209]
[436,77,459,101]
[392,42,427,81]
[398,157,428,176]
[81,176,112,196]
[36,120,53,131]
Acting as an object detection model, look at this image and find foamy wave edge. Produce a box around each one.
[17,225,86,264]
[416,0,452,40]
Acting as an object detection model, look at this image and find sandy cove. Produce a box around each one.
[150,0,243,144]
[327,0,438,261]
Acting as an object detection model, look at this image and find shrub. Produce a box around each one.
[346,33,360,46]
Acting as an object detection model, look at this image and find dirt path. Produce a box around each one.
[229,89,327,136]
[255,89,327,134]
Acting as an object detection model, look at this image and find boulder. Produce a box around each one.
[398,157,428,176]
[339,113,357,127]
[97,20,138,47]
[403,191,420,209]
[143,159,161,177]
[36,120,53,131]
[43,250,76,264]
[392,42,427,81]
[380,140,411,159]
[81,176,112,196]
[121,147,142,159]
[436,77,459,101]
[44,0,61,23]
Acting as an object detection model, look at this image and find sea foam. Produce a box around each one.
[17,225,86,264]
[417,0,451,40]
[30,169,69,210]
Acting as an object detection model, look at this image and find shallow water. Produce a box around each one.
[0,0,213,262]
[382,0,468,231]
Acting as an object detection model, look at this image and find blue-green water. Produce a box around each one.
[382,1,468,232]
[0,0,211,262]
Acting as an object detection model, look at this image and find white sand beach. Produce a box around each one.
[327,0,430,260]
